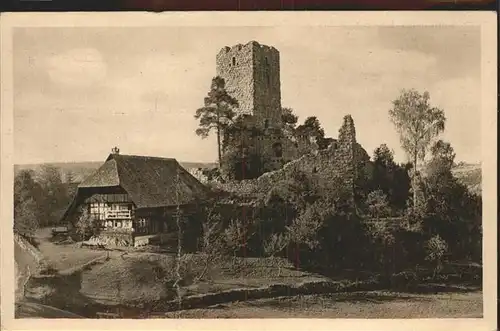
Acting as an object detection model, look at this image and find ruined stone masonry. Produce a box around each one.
[216,114,370,204]
[216,41,297,171]
[216,41,282,128]
[215,41,369,200]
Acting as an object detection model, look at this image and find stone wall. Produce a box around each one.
[215,43,369,181]
[216,115,369,204]
[188,168,210,184]
[216,41,281,129]
[250,42,282,129]
[258,130,298,172]
[216,43,255,117]
[217,41,294,172]
[331,115,357,202]
[92,229,134,247]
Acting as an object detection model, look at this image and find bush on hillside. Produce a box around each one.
[390,271,419,291]
[421,141,482,262]
[425,234,449,277]
[197,137,482,282]
[74,206,101,241]
[14,197,40,240]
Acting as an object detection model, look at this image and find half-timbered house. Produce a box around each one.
[60,149,209,247]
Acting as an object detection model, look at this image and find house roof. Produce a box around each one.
[78,153,209,209]
[79,158,120,188]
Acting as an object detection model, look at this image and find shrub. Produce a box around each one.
[263,233,290,258]
[14,198,39,239]
[224,218,257,257]
[366,190,391,218]
[74,206,101,241]
[39,262,58,275]
[390,271,419,291]
[286,199,334,250]
[425,234,448,277]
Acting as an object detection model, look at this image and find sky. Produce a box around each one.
[13,26,481,165]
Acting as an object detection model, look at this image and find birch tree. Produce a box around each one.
[389,89,446,207]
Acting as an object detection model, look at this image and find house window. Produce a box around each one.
[136,218,148,228]
[89,202,107,220]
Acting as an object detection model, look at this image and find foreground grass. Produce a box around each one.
[34,228,107,272]
[163,290,483,318]
[23,228,482,319]
[80,253,319,305]
[26,228,320,307]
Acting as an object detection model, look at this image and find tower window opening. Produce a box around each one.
[232,57,236,66]
[264,119,269,128]
[272,142,283,158]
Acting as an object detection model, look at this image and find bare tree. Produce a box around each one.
[195,209,227,281]
[224,218,255,264]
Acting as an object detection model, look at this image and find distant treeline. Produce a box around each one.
[14,165,78,237]
[14,160,218,184]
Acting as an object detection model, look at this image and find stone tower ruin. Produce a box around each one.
[216,41,297,172]
[216,41,282,130]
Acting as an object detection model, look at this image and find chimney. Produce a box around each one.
[111,146,120,154]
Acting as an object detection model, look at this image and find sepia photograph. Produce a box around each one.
[0,11,496,330]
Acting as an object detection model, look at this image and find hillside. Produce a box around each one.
[14,160,218,183]
[451,163,482,196]
[15,160,481,196]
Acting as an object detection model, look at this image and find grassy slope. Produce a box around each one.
[35,228,106,271]
[14,240,39,300]
[25,228,482,318]
[31,228,321,306]
[14,234,86,318]
[74,253,319,305]
[451,163,481,195]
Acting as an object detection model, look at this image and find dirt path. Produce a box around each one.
[34,228,107,272]
[164,290,483,318]
[14,239,39,300]
[15,302,82,318]
[14,240,38,273]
